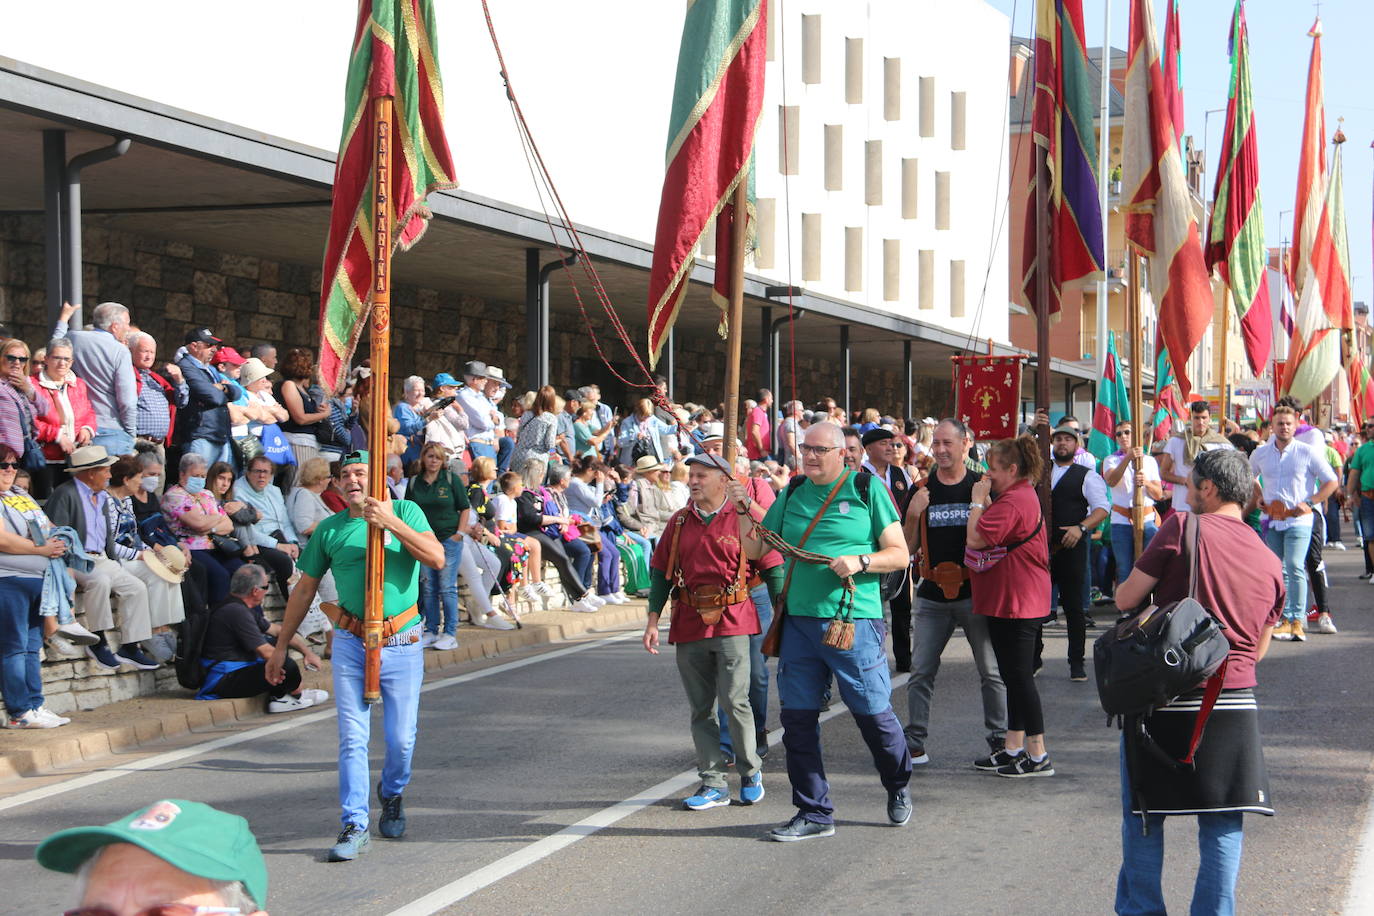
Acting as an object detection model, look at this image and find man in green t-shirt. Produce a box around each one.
[267,450,443,863]
[729,421,913,842]
[1345,424,1374,575]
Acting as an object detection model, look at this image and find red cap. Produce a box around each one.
[214,347,246,366]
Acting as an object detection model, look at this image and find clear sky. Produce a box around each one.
[988,0,1373,309]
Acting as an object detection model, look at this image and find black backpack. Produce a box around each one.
[1093,512,1230,719]
[174,601,219,691]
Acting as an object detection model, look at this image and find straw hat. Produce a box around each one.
[142,544,189,585]
[239,358,274,387]
[65,446,118,473]
[633,454,668,474]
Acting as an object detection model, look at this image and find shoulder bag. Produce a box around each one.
[760,469,852,657]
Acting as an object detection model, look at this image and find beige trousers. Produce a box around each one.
[72,557,152,645]
[119,557,186,628]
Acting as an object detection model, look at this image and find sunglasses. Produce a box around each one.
[3,353,29,363]
[0,461,19,470]
[63,906,240,916]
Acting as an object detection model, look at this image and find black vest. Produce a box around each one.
[1050,463,1090,533]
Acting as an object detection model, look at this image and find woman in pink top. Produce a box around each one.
[966,435,1053,778]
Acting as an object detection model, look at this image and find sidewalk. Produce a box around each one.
[0,601,648,784]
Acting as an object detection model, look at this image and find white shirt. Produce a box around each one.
[456,385,497,441]
[1072,448,1096,469]
[1050,461,1111,515]
[1250,438,1337,530]
[1161,436,1234,512]
[490,493,517,525]
[1101,452,1162,523]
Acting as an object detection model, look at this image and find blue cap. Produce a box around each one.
[432,372,460,389]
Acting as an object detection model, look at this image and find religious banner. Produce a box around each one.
[952,355,1026,442]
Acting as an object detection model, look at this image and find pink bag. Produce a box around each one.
[964,517,1042,572]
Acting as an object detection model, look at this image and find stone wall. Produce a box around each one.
[0,215,934,417]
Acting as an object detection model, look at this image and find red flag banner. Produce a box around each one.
[952,356,1027,442]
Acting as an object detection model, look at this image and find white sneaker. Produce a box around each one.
[1316,614,1339,634]
[421,631,439,648]
[476,613,516,630]
[534,581,556,598]
[521,584,541,603]
[604,592,630,605]
[298,688,330,705]
[584,593,607,608]
[56,621,100,646]
[33,706,71,727]
[433,634,459,651]
[45,634,86,660]
[6,709,58,729]
[569,598,598,613]
[268,693,317,714]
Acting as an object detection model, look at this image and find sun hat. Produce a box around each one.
[633,454,668,474]
[142,544,189,585]
[65,445,118,473]
[238,358,274,388]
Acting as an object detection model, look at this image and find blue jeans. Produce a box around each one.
[1116,740,1243,916]
[91,427,134,457]
[186,437,231,467]
[563,536,593,592]
[1264,524,1310,621]
[718,584,773,753]
[332,629,424,829]
[0,577,44,716]
[777,615,911,824]
[419,538,464,636]
[496,437,514,473]
[594,529,621,595]
[1110,523,1158,586]
[468,441,497,463]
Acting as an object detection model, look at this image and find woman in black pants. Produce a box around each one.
[966,435,1055,778]
[514,480,601,613]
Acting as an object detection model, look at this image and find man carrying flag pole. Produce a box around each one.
[268,0,455,862]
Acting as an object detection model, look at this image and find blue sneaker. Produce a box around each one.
[683,785,729,811]
[327,823,371,861]
[740,772,764,805]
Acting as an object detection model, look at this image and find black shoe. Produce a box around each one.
[115,644,160,670]
[973,748,1024,772]
[377,782,406,838]
[1361,572,1373,580]
[85,641,121,669]
[894,662,912,673]
[1069,662,1088,682]
[1084,614,1097,629]
[887,787,912,826]
[756,730,769,760]
[769,814,835,842]
[996,753,1055,778]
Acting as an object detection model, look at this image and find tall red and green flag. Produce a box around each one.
[317,0,457,393]
[646,0,767,368]
[1090,331,1130,461]
[1290,18,1327,301]
[1151,345,1188,442]
[1162,0,1185,142]
[1019,0,1104,319]
[1205,0,1271,375]
[1122,0,1213,399]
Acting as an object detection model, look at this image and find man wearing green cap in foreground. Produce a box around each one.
[36,798,269,914]
[267,448,444,862]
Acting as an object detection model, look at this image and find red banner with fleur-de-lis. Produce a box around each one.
[952,355,1026,442]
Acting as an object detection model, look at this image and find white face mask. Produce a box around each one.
[140,476,160,492]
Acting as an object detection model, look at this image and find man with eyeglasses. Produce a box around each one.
[1346,420,1374,579]
[1101,421,1164,586]
[729,421,913,841]
[36,798,270,915]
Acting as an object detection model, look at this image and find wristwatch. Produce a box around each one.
[1076,524,1087,536]
[859,554,871,573]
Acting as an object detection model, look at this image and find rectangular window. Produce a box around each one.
[919,76,935,138]
[802,15,822,84]
[846,38,863,103]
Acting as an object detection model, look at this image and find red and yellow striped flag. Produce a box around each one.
[318,0,457,393]
[1290,18,1327,301]
[646,0,767,369]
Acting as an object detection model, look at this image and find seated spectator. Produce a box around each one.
[44,445,158,670]
[490,470,547,602]
[286,456,338,657]
[515,463,600,612]
[424,372,469,470]
[175,326,231,466]
[617,398,677,467]
[386,453,408,499]
[53,301,137,457]
[0,337,43,462]
[394,374,431,466]
[162,452,238,604]
[36,799,271,916]
[0,442,75,728]
[322,460,348,512]
[232,456,301,597]
[627,455,681,547]
[464,457,521,598]
[197,564,327,713]
[104,455,187,663]
[274,347,331,488]
[566,457,627,604]
[573,403,615,459]
[128,446,167,523]
[237,357,288,438]
[511,385,561,486]
[30,336,95,498]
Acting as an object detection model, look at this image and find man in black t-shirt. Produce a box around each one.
[900,419,1007,765]
[197,564,327,713]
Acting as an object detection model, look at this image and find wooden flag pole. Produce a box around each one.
[721,180,749,470]
[1127,245,1145,556]
[364,96,394,705]
[1217,288,1231,421]
[1033,137,1052,522]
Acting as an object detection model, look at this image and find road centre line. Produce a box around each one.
[0,628,640,815]
[385,673,911,916]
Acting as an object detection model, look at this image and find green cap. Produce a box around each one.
[340,449,369,468]
[36,799,268,909]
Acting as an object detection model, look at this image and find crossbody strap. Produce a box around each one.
[778,469,852,605]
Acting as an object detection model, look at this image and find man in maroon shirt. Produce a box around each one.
[643,453,783,811]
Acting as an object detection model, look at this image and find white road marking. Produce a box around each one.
[386,673,911,916]
[1344,766,1374,914]
[0,629,640,814]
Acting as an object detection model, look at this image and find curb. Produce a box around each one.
[0,602,647,785]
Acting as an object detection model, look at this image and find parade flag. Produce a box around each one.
[1089,331,1130,461]
[1284,132,1352,406]
[1151,345,1188,442]
[952,355,1025,442]
[1348,359,1374,427]
[1162,0,1185,142]
[317,0,457,394]
[1205,0,1271,375]
[1019,0,1104,319]
[646,0,767,368]
[1122,0,1213,399]
[1290,18,1327,301]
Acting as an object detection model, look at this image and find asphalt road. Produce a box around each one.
[3,550,1373,915]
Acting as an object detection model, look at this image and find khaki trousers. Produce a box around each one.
[119,557,186,628]
[674,633,760,786]
[72,557,152,645]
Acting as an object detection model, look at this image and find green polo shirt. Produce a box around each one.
[296,500,433,626]
[406,470,469,540]
[1349,441,1374,491]
[760,472,899,619]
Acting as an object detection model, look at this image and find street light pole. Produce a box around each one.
[1201,107,1226,202]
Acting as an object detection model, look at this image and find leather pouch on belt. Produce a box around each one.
[930,561,968,600]
[1266,500,1292,521]
[687,586,728,626]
